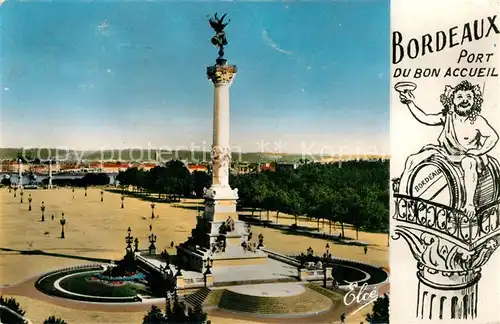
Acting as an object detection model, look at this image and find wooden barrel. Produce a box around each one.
[406,155,500,210]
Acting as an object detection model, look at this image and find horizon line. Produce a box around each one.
[0,147,390,156]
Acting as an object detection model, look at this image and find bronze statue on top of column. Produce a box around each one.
[208,13,230,66]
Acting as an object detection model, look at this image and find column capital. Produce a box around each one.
[207,64,237,85]
[393,226,500,274]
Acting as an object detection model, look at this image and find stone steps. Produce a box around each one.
[184,287,211,308]
[217,288,332,315]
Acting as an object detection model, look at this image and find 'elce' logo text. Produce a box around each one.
[343,282,379,307]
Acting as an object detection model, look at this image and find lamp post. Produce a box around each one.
[28,194,32,211]
[121,195,124,209]
[72,187,75,199]
[151,203,156,219]
[203,257,213,287]
[13,187,17,197]
[125,227,133,253]
[134,237,139,252]
[325,243,331,260]
[148,232,157,255]
[41,201,45,221]
[161,249,171,267]
[100,189,104,202]
[84,186,87,197]
[125,227,134,271]
[20,190,24,203]
[60,213,66,239]
[257,233,264,249]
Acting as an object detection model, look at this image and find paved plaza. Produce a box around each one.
[142,255,297,283]
[227,283,305,297]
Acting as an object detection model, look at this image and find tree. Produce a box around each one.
[143,296,211,324]
[43,316,68,324]
[143,305,166,324]
[1,177,11,186]
[79,173,110,186]
[192,171,211,197]
[0,296,26,324]
[287,190,306,227]
[163,160,193,200]
[366,293,389,324]
[188,304,211,324]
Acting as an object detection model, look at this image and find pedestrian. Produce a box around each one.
[364,246,368,255]
[170,241,174,248]
[340,312,346,323]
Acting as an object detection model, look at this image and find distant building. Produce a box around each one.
[259,162,276,172]
[275,162,298,172]
[138,162,158,171]
[188,164,209,173]
[232,162,252,174]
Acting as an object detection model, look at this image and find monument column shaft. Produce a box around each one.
[18,162,23,189]
[415,269,480,321]
[213,84,230,150]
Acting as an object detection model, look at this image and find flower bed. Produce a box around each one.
[93,271,145,282]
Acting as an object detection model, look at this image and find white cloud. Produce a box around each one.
[97,19,110,36]
[261,29,292,55]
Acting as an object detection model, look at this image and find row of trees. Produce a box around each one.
[232,160,389,235]
[116,159,389,236]
[143,296,210,324]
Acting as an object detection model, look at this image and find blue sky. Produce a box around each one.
[1,0,389,155]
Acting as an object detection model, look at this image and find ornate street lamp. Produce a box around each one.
[41,201,45,221]
[13,187,17,197]
[148,232,157,255]
[324,243,331,260]
[121,195,125,209]
[100,189,104,202]
[203,257,213,287]
[257,233,264,249]
[20,190,24,203]
[28,194,32,211]
[60,213,66,239]
[150,203,156,219]
[84,186,87,197]
[134,237,140,252]
[125,227,134,253]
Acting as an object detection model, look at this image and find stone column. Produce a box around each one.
[416,264,480,320]
[204,63,239,222]
[207,63,236,189]
[393,226,500,321]
[18,159,23,190]
[48,160,53,189]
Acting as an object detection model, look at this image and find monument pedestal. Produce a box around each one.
[178,184,267,273]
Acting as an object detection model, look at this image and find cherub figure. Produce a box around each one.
[399,80,499,218]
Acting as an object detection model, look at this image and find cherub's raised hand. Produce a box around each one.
[399,90,415,104]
